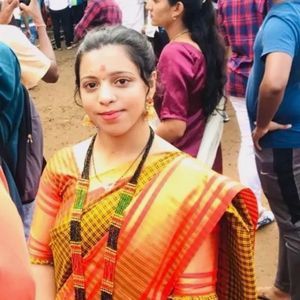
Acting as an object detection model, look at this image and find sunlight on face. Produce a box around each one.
[79,45,151,137]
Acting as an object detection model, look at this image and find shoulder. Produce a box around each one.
[0,25,28,46]
[0,25,45,58]
[49,137,93,173]
[158,42,204,71]
[157,155,248,214]
[176,156,242,192]
[45,139,89,180]
[263,2,300,42]
[161,42,202,58]
[106,0,121,7]
[0,24,23,36]
[267,1,300,21]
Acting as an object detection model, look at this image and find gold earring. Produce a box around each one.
[144,98,155,120]
[82,114,95,127]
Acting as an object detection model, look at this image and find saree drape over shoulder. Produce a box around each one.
[29,139,258,300]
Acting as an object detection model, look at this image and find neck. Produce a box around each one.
[94,121,151,164]
[165,21,188,41]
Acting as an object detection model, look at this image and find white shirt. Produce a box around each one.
[0,25,50,89]
[44,0,70,11]
[115,0,144,32]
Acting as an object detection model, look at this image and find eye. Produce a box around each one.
[82,81,99,91]
[114,78,130,87]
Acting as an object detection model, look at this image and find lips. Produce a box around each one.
[98,110,123,121]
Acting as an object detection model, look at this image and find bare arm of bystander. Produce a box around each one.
[20,0,59,83]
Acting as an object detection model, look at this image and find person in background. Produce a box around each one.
[147,0,226,173]
[0,155,35,300]
[0,0,57,239]
[70,0,85,26]
[217,0,274,230]
[0,0,58,89]
[74,0,122,41]
[44,0,74,50]
[246,0,300,299]
[29,25,257,300]
[115,0,144,32]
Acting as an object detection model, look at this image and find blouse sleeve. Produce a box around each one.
[169,225,219,300]
[156,44,205,122]
[28,147,78,265]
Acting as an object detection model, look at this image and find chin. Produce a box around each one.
[99,126,131,138]
[150,19,159,27]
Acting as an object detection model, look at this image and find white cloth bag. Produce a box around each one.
[197,97,225,167]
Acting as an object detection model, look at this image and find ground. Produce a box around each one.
[30,48,278,288]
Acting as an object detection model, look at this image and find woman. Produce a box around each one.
[29,26,257,300]
[147,0,226,172]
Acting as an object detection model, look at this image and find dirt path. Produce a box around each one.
[30,48,278,288]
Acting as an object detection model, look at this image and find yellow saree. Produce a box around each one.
[29,139,257,300]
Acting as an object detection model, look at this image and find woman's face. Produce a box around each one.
[79,45,154,137]
[146,0,175,28]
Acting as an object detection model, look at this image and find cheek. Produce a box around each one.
[129,97,146,118]
[81,96,96,114]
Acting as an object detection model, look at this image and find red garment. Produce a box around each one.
[217,0,270,97]
[0,167,35,299]
[155,42,207,158]
[74,0,122,40]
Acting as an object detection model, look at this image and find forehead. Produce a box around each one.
[151,0,171,6]
[79,45,139,77]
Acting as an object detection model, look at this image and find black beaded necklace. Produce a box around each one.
[70,127,155,300]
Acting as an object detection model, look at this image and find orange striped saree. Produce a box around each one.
[29,140,257,300]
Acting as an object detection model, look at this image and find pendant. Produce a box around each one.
[101,181,115,191]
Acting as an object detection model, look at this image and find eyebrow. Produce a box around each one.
[108,71,136,76]
[80,71,136,81]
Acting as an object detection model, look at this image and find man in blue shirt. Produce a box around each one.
[246,0,300,299]
[218,0,274,230]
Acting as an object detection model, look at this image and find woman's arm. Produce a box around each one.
[155,44,203,144]
[31,264,56,300]
[28,149,74,299]
[20,0,59,83]
[156,119,186,143]
[169,226,220,299]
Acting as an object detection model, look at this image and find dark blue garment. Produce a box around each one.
[0,42,24,214]
[0,42,24,173]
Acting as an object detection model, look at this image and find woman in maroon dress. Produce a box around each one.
[147,0,226,172]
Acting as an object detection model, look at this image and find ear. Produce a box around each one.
[171,1,184,20]
[147,71,157,100]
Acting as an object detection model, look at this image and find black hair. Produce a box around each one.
[74,25,156,101]
[168,0,226,116]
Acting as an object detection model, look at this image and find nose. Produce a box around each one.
[145,0,151,10]
[98,83,116,105]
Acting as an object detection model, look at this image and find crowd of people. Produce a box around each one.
[0,0,300,299]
